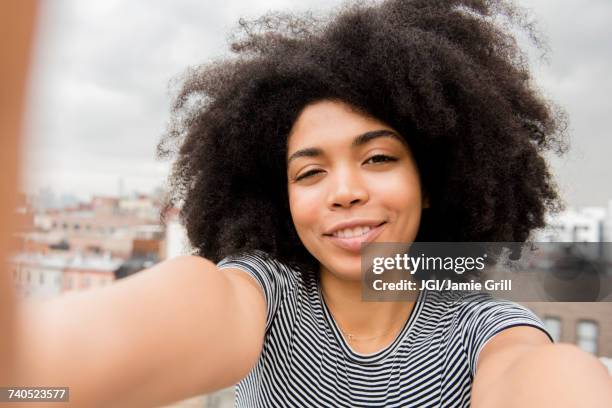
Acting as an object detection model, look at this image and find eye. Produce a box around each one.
[294,169,324,182]
[364,154,397,165]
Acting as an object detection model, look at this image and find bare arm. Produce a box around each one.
[13,256,267,407]
[472,326,612,407]
[1,4,267,404]
[0,0,37,387]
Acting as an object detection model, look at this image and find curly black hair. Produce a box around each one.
[158,0,567,276]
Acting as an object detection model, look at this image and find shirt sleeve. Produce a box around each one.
[457,294,554,377]
[216,250,287,333]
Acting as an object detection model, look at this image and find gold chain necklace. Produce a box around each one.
[338,324,401,343]
[322,288,407,343]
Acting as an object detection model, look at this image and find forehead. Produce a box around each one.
[287,100,391,151]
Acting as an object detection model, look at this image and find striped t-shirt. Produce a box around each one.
[217,250,553,407]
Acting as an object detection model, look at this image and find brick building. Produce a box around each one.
[522,302,612,358]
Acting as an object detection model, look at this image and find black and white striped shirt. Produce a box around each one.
[217,250,552,407]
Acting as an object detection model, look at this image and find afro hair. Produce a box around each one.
[159,0,568,275]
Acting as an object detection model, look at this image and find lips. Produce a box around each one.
[324,222,387,253]
[323,219,386,236]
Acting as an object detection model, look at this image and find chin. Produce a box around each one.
[310,244,363,279]
[325,260,363,281]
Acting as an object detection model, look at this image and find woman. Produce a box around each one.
[10,0,612,406]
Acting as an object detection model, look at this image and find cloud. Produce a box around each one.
[21,0,612,207]
[23,0,341,197]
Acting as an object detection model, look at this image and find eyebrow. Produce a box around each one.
[287,129,404,165]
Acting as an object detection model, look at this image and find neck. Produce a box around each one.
[319,265,418,339]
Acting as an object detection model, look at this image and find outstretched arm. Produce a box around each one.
[472,326,612,407]
[13,256,267,407]
[0,3,268,405]
[0,0,37,388]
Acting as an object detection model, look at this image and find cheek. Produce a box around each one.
[369,169,422,208]
[288,186,324,234]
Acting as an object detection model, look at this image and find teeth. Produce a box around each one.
[333,226,372,238]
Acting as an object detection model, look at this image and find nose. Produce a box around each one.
[327,167,369,209]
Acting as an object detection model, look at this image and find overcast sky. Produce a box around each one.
[22,0,612,208]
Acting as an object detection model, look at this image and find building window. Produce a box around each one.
[576,320,598,355]
[543,316,562,342]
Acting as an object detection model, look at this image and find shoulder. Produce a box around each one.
[421,290,548,330]
[451,291,545,329]
[435,291,553,375]
[217,249,277,270]
[217,250,300,284]
[474,325,553,377]
[216,250,304,332]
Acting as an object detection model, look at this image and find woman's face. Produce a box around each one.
[287,99,426,279]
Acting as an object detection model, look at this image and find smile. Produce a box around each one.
[325,222,387,253]
[332,226,373,238]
